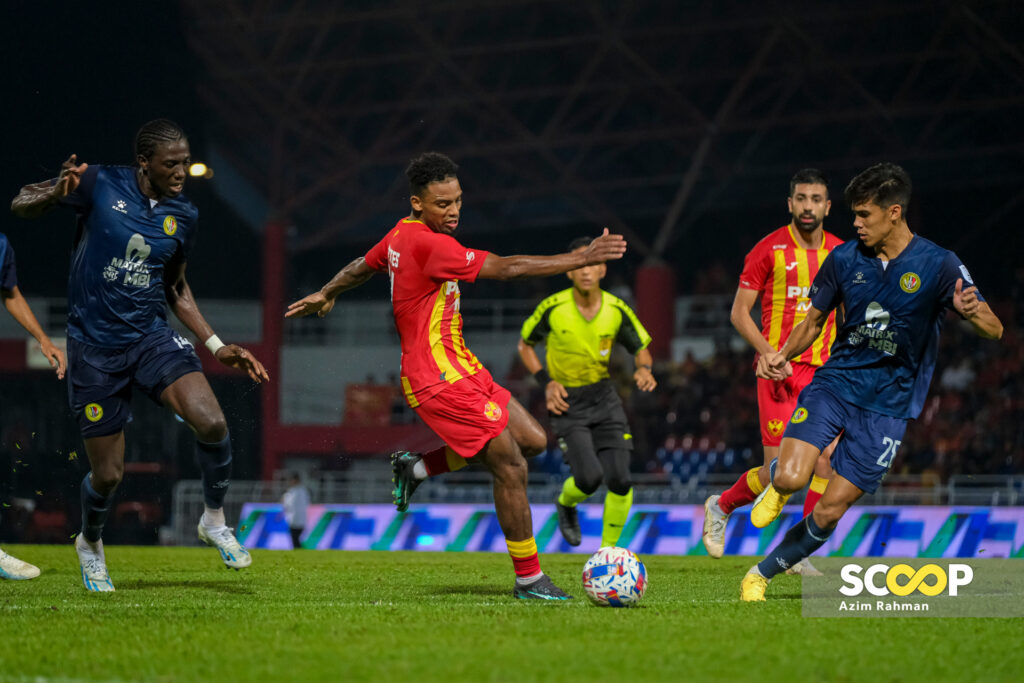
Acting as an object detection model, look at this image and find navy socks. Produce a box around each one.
[757,514,832,579]
[81,475,114,543]
[196,434,232,509]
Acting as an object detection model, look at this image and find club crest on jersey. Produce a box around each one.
[767,419,785,436]
[900,272,921,294]
[163,215,178,236]
[84,403,104,422]
[483,401,502,422]
[791,407,808,424]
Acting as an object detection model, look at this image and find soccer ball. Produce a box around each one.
[581,547,647,607]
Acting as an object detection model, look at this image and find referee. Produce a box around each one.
[518,237,656,548]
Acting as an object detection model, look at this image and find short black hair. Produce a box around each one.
[406,152,459,196]
[134,119,187,161]
[568,237,592,251]
[844,162,912,212]
[789,168,829,196]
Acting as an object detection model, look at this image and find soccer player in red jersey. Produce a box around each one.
[702,169,843,574]
[287,152,626,599]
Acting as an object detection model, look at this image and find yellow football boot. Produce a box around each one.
[750,485,791,528]
[740,568,768,602]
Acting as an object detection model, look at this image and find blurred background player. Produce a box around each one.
[517,237,655,549]
[702,169,843,575]
[0,231,65,580]
[741,163,1003,601]
[11,119,269,592]
[286,152,626,600]
[281,472,310,549]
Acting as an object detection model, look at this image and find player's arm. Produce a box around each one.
[286,257,376,319]
[953,278,1002,340]
[730,287,775,357]
[164,256,269,383]
[10,155,89,218]
[1,285,65,378]
[478,229,625,281]
[757,305,829,381]
[633,347,656,392]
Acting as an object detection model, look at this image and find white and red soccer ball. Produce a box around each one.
[581,547,647,607]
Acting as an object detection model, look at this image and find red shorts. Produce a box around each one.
[413,372,511,458]
[756,362,817,446]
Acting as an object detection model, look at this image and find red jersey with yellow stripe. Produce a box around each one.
[738,225,844,366]
[364,218,490,406]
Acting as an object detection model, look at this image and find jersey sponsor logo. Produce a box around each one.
[767,419,785,436]
[104,234,153,288]
[483,400,502,422]
[465,250,476,265]
[84,403,104,422]
[899,272,921,294]
[958,265,974,285]
[772,244,788,250]
[112,199,128,215]
[785,261,799,271]
[864,302,890,330]
[791,407,808,424]
[850,302,898,355]
[163,215,178,236]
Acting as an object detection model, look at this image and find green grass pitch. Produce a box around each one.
[0,546,1021,682]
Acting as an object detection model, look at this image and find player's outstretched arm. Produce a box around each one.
[1,285,65,379]
[953,278,1003,340]
[10,155,88,219]
[164,258,269,383]
[478,228,626,281]
[286,257,376,319]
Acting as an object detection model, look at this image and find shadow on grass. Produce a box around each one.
[125,580,255,595]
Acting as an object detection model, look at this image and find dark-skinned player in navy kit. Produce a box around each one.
[11,119,268,592]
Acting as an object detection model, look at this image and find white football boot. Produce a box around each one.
[198,521,252,569]
[76,535,115,592]
[702,494,729,559]
[0,548,40,580]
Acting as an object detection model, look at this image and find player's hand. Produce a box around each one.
[285,291,336,319]
[582,228,627,265]
[952,278,980,319]
[54,154,88,199]
[634,366,657,392]
[756,351,792,380]
[215,344,270,383]
[545,380,570,415]
[38,338,66,380]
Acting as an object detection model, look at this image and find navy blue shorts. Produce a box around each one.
[783,383,908,494]
[67,326,203,438]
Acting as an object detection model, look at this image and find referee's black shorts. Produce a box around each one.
[550,379,633,453]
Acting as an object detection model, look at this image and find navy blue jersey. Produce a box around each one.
[809,236,983,419]
[58,165,199,348]
[0,233,17,290]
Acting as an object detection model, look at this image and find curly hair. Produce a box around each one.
[844,162,912,211]
[134,119,187,161]
[405,152,459,195]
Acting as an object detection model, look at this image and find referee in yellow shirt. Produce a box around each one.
[518,237,656,548]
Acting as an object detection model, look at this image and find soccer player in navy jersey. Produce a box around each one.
[738,162,1003,601]
[11,119,268,592]
[0,231,65,580]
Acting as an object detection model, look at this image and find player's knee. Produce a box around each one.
[490,450,528,487]
[193,412,228,443]
[812,498,846,530]
[519,427,547,459]
[773,467,806,495]
[575,468,603,496]
[91,463,124,494]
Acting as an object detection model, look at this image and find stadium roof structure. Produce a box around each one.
[182,0,1023,262]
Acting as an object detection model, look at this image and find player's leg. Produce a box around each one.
[477,428,570,600]
[741,472,864,602]
[77,432,125,592]
[591,400,634,548]
[803,437,837,517]
[554,427,600,546]
[161,371,252,570]
[750,437,821,528]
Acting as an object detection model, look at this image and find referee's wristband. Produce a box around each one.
[205,334,226,356]
[637,364,653,371]
[533,368,552,386]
